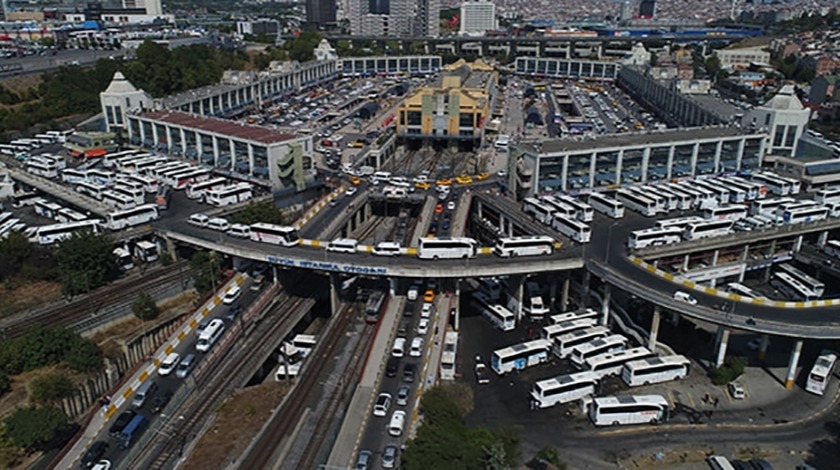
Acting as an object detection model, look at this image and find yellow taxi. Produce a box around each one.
[415,181,431,190]
[423,290,435,303]
[349,176,362,186]
[349,141,365,148]
[436,178,452,186]
[475,172,490,181]
[455,175,473,185]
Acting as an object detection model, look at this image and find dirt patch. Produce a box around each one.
[0,280,63,320]
[618,447,714,468]
[0,74,41,95]
[181,382,287,470]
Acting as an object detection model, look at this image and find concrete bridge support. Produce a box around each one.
[163,235,178,261]
[389,278,397,297]
[454,279,461,331]
[714,326,730,368]
[600,284,611,326]
[794,235,804,253]
[330,273,340,316]
[509,275,525,321]
[560,274,570,311]
[818,231,829,248]
[581,270,591,308]
[649,305,661,351]
[785,340,803,389]
[757,334,770,362]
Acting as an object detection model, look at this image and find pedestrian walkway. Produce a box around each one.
[55,275,245,469]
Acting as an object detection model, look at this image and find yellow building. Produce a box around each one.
[396,59,497,149]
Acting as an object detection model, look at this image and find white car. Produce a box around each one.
[497,170,508,178]
[673,291,698,305]
[346,186,357,197]
[417,318,429,335]
[373,392,392,417]
[728,382,746,400]
[446,201,456,211]
[409,337,424,357]
[421,302,434,319]
[158,352,180,376]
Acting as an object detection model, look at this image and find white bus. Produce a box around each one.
[588,193,624,218]
[541,318,599,341]
[25,158,59,178]
[805,350,838,396]
[76,181,106,200]
[169,168,211,190]
[106,204,159,230]
[726,282,766,300]
[206,183,253,207]
[823,240,840,260]
[111,184,145,205]
[589,394,669,426]
[770,272,819,301]
[582,346,654,379]
[116,154,154,172]
[31,220,101,245]
[750,173,792,196]
[622,355,691,387]
[120,173,158,193]
[549,308,599,325]
[615,190,657,216]
[492,236,555,257]
[815,186,840,205]
[683,219,734,241]
[551,215,591,243]
[186,177,227,201]
[34,200,63,219]
[556,195,594,222]
[655,186,692,210]
[490,339,552,375]
[148,161,189,179]
[523,197,557,224]
[46,129,75,143]
[703,204,748,222]
[102,149,143,168]
[714,180,747,203]
[133,157,171,174]
[55,208,88,223]
[722,177,764,200]
[771,173,801,195]
[626,187,668,213]
[472,292,516,331]
[85,169,115,186]
[570,335,628,368]
[677,183,717,209]
[440,331,458,381]
[541,194,578,219]
[551,326,610,360]
[639,187,677,211]
[417,237,478,260]
[60,168,87,185]
[655,216,704,231]
[102,190,137,210]
[777,264,824,297]
[249,223,300,247]
[776,200,816,218]
[627,227,682,249]
[750,197,794,217]
[530,371,600,409]
[692,180,731,205]
[783,206,829,224]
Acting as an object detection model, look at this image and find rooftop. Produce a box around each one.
[136,110,299,145]
[689,94,744,121]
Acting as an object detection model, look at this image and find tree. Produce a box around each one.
[64,337,103,373]
[0,231,31,280]
[29,373,74,405]
[4,406,67,452]
[0,423,22,468]
[190,251,223,295]
[705,55,722,80]
[0,370,9,396]
[54,229,118,298]
[132,292,160,321]
[534,445,569,469]
[232,201,288,226]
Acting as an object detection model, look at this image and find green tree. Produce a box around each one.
[190,251,223,295]
[484,441,508,470]
[534,445,568,469]
[0,328,102,375]
[232,201,288,226]
[492,424,522,467]
[0,370,10,395]
[132,292,160,321]
[4,406,67,452]
[64,337,103,373]
[29,373,74,405]
[0,423,22,468]
[0,231,31,280]
[54,229,118,298]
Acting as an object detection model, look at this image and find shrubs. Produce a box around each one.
[710,356,747,385]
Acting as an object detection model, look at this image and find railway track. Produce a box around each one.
[0,261,192,338]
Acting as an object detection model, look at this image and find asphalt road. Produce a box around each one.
[1,49,127,76]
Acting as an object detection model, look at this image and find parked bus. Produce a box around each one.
[622,354,690,387]
[491,339,552,375]
[102,149,143,168]
[570,335,628,368]
[76,181,106,200]
[106,204,159,231]
[703,204,748,222]
[588,193,624,218]
[85,169,115,186]
[615,189,657,216]
[30,220,101,245]
[655,186,692,210]
[417,237,478,260]
[541,318,599,341]
[815,186,840,205]
[582,346,654,379]
[549,308,599,325]
[777,264,825,297]
[34,200,63,219]
[472,291,516,331]
[492,236,554,257]
[776,200,816,218]
[55,208,87,224]
[45,129,75,143]
[206,183,253,207]
[638,186,677,211]
[111,184,145,205]
[783,206,829,225]
[551,326,610,360]
[186,177,227,201]
[530,371,600,409]
[147,161,189,179]
[551,215,591,243]
[25,158,59,178]
[115,154,152,172]
[626,187,668,213]
[676,183,717,209]
[822,240,840,260]
[249,223,300,247]
[721,177,764,200]
[102,190,137,210]
[683,219,734,241]
[440,331,458,381]
[805,350,838,396]
[60,168,87,185]
[750,173,792,196]
[133,157,170,174]
[692,180,731,205]
[726,282,766,300]
[627,227,682,249]
[655,216,704,231]
[589,394,669,426]
[750,197,794,217]
[523,197,557,224]
[155,185,172,210]
[770,272,819,301]
[121,173,158,193]
[169,168,211,190]
[714,180,747,203]
[555,195,594,222]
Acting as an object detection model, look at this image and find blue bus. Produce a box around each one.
[119,414,148,449]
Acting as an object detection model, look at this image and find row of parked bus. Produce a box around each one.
[522,194,595,244]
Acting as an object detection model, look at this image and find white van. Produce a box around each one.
[326,238,358,254]
[373,241,401,257]
[207,217,230,232]
[222,285,241,304]
[227,223,251,238]
[196,319,225,353]
[391,337,406,357]
[188,213,209,227]
[388,410,406,437]
[372,171,392,184]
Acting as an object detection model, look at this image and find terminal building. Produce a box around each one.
[395,59,497,149]
[513,127,766,196]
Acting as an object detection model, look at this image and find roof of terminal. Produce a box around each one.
[137,110,299,145]
[521,126,755,154]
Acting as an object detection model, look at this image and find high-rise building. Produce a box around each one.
[459,0,496,36]
[390,0,416,37]
[638,0,655,18]
[123,0,162,16]
[369,0,390,15]
[619,1,632,22]
[306,0,337,29]
[414,0,439,37]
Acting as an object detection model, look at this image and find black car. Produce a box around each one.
[150,390,174,414]
[80,441,109,468]
[224,303,243,322]
[385,357,400,378]
[108,410,136,438]
[402,363,417,383]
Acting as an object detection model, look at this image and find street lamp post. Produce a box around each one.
[605,221,620,265]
